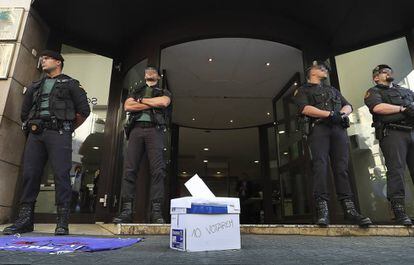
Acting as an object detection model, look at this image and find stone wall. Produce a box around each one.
[0,1,49,223]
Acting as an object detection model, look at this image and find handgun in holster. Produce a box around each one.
[372,121,386,141]
[124,114,135,140]
[27,119,43,134]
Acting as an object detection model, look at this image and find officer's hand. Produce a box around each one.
[328,111,342,124]
[403,103,414,117]
[341,116,350,128]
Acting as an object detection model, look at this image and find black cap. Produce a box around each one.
[39,50,64,62]
[372,64,392,76]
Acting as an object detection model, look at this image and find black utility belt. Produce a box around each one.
[25,119,73,134]
[134,121,157,128]
[386,123,414,132]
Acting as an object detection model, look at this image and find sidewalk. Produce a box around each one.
[0,233,413,265]
[0,224,414,264]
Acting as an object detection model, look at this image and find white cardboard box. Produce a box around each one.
[170,196,241,252]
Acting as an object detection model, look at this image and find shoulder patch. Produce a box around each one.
[364,91,371,99]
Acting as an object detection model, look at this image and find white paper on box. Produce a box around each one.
[184,174,215,198]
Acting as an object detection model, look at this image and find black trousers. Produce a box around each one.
[379,129,414,200]
[20,130,72,206]
[308,123,353,201]
[121,125,166,201]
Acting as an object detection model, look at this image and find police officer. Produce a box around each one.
[293,61,372,227]
[364,64,414,226]
[113,66,171,224]
[3,50,90,235]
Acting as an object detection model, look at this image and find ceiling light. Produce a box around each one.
[230,120,233,123]
[208,58,213,62]
[278,131,285,134]
[267,112,271,116]
[163,147,167,151]
[203,148,209,151]
[266,62,271,66]
[283,152,289,155]
[182,171,187,174]
[294,82,298,86]
[192,118,196,121]
[217,171,221,174]
[93,146,99,150]
[254,160,259,163]
[203,160,208,163]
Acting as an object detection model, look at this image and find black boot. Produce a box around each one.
[55,205,70,235]
[341,199,372,227]
[3,203,34,235]
[315,199,329,227]
[113,200,133,224]
[150,199,165,224]
[391,199,412,226]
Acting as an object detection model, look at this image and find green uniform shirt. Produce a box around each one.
[39,78,56,118]
[137,86,153,122]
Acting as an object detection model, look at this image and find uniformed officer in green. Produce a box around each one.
[364,64,414,226]
[113,66,171,224]
[3,50,90,235]
[293,61,372,227]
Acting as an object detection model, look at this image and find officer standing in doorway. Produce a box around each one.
[364,64,414,226]
[3,50,91,235]
[293,61,372,227]
[113,66,171,224]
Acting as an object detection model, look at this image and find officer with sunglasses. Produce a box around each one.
[293,61,372,227]
[364,64,414,226]
[3,50,90,236]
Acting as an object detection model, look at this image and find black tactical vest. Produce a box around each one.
[307,85,342,112]
[30,76,76,121]
[373,84,414,124]
[129,85,169,126]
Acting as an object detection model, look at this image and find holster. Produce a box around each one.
[124,115,135,140]
[372,122,385,141]
[27,119,44,134]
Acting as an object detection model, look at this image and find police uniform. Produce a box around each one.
[293,82,354,202]
[3,51,91,236]
[114,80,171,224]
[293,66,371,227]
[364,65,414,225]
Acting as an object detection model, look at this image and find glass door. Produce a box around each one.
[271,73,313,223]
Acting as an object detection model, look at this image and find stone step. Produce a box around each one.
[99,223,414,237]
[1,223,413,236]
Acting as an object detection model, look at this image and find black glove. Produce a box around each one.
[403,103,414,117]
[341,116,350,128]
[328,111,343,125]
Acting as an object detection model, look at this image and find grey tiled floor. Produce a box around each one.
[0,234,413,265]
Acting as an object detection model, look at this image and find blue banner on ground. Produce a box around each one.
[0,236,142,254]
